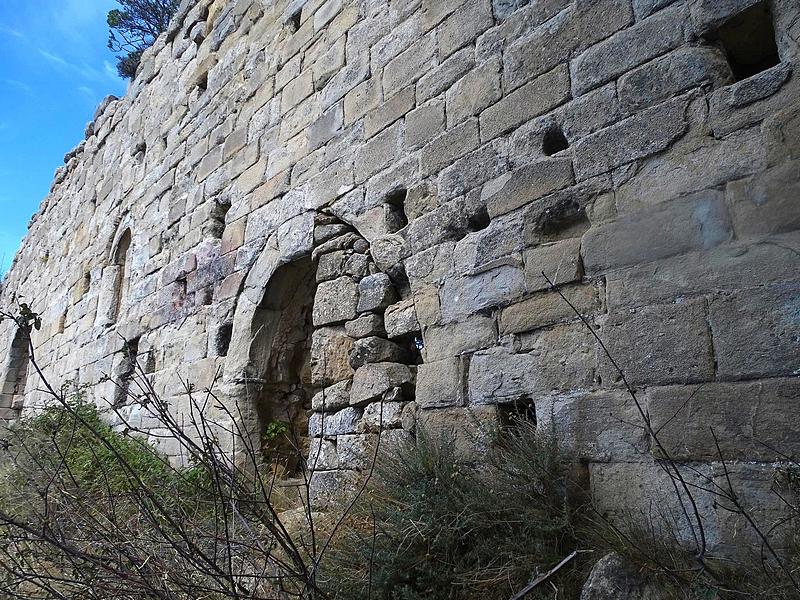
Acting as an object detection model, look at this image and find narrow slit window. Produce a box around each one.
[111,229,132,323]
[385,188,409,231]
[209,200,232,239]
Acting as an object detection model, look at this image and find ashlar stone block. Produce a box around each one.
[313,276,359,325]
[600,299,715,387]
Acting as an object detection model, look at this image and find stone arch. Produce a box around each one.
[0,328,31,419]
[222,213,317,472]
[111,228,133,322]
[248,256,317,475]
[221,208,420,493]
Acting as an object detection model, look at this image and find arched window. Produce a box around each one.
[111,228,132,323]
[0,329,30,418]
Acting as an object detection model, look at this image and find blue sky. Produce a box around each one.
[0,0,127,274]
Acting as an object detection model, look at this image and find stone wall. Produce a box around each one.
[1,0,799,555]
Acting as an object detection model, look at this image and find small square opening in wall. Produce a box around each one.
[715,1,780,81]
[498,398,537,430]
[385,188,409,231]
[287,9,302,33]
[542,125,569,156]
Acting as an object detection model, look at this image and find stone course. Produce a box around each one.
[0,0,798,556]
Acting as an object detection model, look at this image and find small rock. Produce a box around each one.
[581,553,670,600]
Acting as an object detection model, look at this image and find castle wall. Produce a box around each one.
[1,0,799,554]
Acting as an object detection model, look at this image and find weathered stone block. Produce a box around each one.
[422,315,496,358]
[556,82,622,143]
[446,58,502,127]
[712,462,793,556]
[336,433,377,469]
[709,283,800,380]
[350,362,414,405]
[308,438,339,469]
[600,299,714,387]
[438,139,509,200]
[363,86,415,139]
[632,0,679,19]
[415,405,499,456]
[416,357,467,408]
[689,0,762,32]
[383,298,419,338]
[726,160,800,238]
[311,327,355,386]
[573,96,689,180]
[707,63,796,137]
[648,378,800,461]
[440,264,525,322]
[313,276,359,325]
[311,379,352,411]
[416,46,474,103]
[357,273,397,313]
[309,406,362,437]
[499,283,602,335]
[343,76,381,124]
[344,313,385,338]
[605,232,800,309]
[570,3,686,95]
[538,390,648,461]
[421,0,469,30]
[517,323,597,392]
[589,459,717,548]
[468,347,537,404]
[484,158,575,218]
[480,64,571,142]
[363,400,405,431]
[613,128,768,212]
[420,119,480,177]
[309,469,360,507]
[354,122,402,183]
[523,237,583,293]
[383,32,437,96]
[581,191,733,274]
[503,0,633,88]
[407,199,469,252]
[454,211,525,275]
[406,100,446,149]
[349,336,408,368]
[438,0,494,59]
[618,46,732,112]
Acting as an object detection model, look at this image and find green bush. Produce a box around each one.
[319,419,586,600]
[0,400,217,599]
[1,399,205,508]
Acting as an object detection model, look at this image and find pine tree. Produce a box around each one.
[108,0,180,79]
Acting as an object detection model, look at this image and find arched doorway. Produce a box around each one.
[0,329,30,419]
[248,256,317,477]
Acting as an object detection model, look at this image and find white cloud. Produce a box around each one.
[38,49,69,67]
[104,60,118,79]
[77,85,95,99]
[3,79,35,96]
[0,25,24,39]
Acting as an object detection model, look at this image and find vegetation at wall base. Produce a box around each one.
[318,420,587,600]
[1,397,800,598]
